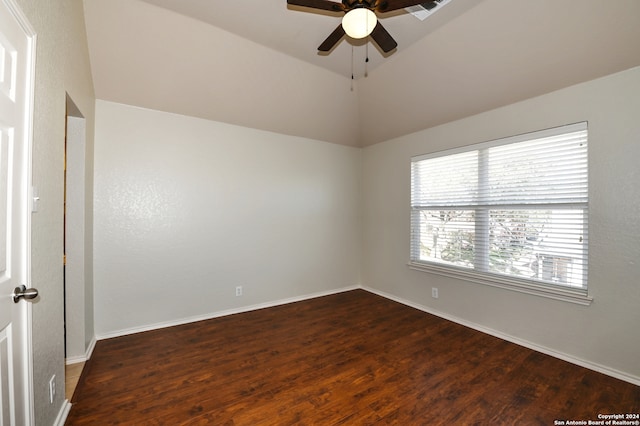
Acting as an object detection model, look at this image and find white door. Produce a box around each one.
[0,0,36,425]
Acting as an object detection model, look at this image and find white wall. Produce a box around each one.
[93,100,362,337]
[362,67,640,383]
[13,0,95,423]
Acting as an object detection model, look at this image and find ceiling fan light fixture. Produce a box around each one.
[341,8,377,39]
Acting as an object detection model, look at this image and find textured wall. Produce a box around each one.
[12,0,95,424]
[93,101,362,337]
[362,67,640,383]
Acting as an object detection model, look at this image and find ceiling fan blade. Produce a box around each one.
[374,0,428,12]
[370,22,397,53]
[318,24,346,51]
[287,0,345,12]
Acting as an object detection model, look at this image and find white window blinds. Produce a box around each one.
[410,123,588,296]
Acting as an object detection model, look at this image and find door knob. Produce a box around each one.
[13,285,39,303]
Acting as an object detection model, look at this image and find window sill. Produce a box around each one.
[407,261,593,306]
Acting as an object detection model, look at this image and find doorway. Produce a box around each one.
[63,96,93,384]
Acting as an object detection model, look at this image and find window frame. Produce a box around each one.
[409,123,592,305]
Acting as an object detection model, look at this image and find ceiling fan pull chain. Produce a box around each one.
[350,45,355,91]
[365,41,369,78]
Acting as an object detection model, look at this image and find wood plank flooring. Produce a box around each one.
[65,362,85,401]
[65,290,640,425]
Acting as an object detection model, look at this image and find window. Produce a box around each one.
[410,123,590,304]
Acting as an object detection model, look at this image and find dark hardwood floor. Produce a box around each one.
[66,290,640,425]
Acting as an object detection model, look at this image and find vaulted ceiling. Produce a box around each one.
[136,0,476,77]
[83,0,640,146]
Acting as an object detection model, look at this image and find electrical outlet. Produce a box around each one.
[235,286,242,297]
[432,287,439,299]
[49,375,56,404]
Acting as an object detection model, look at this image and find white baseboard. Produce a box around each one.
[91,283,639,387]
[362,285,640,387]
[85,336,96,360]
[96,285,360,341]
[53,399,72,426]
[66,336,97,365]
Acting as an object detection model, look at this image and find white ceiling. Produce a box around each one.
[83,0,640,146]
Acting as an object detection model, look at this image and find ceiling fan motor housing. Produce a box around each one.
[288,0,430,52]
[345,0,377,11]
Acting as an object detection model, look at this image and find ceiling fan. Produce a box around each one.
[287,0,436,53]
